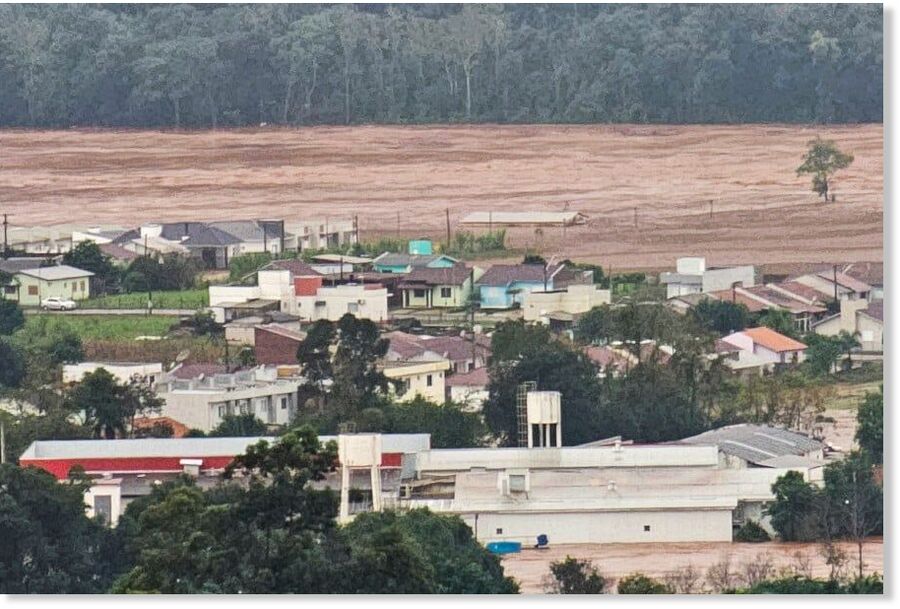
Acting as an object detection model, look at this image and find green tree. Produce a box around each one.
[378,397,487,448]
[733,520,771,543]
[855,387,883,463]
[0,463,122,593]
[756,309,799,339]
[0,300,25,335]
[295,319,336,392]
[765,470,820,541]
[796,136,854,201]
[835,330,861,369]
[65,369,163,439]
[209,413,269,437]
[62,240,118,290]
[803,333,842,376]
[616,573,673,594]
[690,298,750,335]
[821,452,882,579]
[342,509,519,593]
[0,339,26,389]
[329,314,390,418]
[545,556,607,594]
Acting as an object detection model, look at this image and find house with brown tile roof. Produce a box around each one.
[397,263,482,309]
[476,263,565,309]
[722,327,807,365]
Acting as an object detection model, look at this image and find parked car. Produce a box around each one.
[41,296,77,311]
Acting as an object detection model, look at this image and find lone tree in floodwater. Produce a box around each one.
[797,136,854,201]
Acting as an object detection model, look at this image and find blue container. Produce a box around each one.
[486,541,522,555]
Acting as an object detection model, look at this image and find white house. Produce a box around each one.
[63,362,164,387]
[660,257,756,299]
[812,299,883,353]
[722,326,807,365]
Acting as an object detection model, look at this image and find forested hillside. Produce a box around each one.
[0,3,882,128]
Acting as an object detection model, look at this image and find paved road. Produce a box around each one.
[24,308,194,317]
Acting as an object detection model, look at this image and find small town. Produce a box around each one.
[0,1,886,601]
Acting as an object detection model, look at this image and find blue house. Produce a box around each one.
[372,252,458,274]
[476,264,564,309]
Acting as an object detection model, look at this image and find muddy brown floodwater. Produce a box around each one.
[502,538,883,594]
[0,124,882,270]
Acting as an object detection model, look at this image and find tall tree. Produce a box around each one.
[855,387,883,463]
[796,136,855,201]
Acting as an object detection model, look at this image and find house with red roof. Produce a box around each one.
[721,327,807,365]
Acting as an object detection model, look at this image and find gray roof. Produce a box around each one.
[373,252,443,268]
[160,223,242,247]
[659,272,702,285]
[679,424,823,466]
[399,263,472,287]
[476,264,562,287]
[0,257,49,275]
[861,300,883,322]
[209,220,283,242]
[18,265,95,281]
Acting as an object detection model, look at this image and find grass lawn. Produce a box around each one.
[25,314,178,340]
[83,289,208,310]
[823,379,882,411]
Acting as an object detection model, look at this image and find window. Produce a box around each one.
[28,286,38,296]
[347,302,359,313]
[644,525,651,532]
[281,397,289,410]
[218,405,227,418]
[440,287,452,299]
[862,330,874,342]
[94,495,112,525]
[80,280,85,291]
[496,528,503,535]
[3,286,15,294]
[426,374,433,387]
[413,289,426,298]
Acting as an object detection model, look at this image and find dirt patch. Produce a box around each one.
[0,124,882,269]
[502,538,883,594]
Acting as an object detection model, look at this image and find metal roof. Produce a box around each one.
[17,265,95,280]
[679,424,823,466]
[476,264,562,287]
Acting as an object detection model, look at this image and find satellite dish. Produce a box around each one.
[175,349,191,364]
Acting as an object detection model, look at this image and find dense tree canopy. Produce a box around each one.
[0,4,882,128]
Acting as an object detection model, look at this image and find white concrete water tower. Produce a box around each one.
[338,434,383,522]
[526,391,562,448]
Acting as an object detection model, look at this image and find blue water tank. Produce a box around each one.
[408,239,433,255]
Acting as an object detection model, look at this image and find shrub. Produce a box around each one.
[544,556,607,594]
[734,520,771,543]
[616,573,672,594]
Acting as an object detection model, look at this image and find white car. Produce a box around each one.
[41,296,77,311]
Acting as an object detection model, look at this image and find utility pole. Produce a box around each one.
[1,419,6,465]
[354,214,359,246]
[469,267,477,365]
[445,208,451,249]
[396,211,400,237]
[2,213,8,259]
[709,200,713,220]
[833,264,839,303]
[633,207,638,228]
[144,234,153,315]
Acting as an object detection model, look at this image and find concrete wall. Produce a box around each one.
[460,508,734,544]
[702,266,756,293]
[63,362,163,386]
[523,285,612,321]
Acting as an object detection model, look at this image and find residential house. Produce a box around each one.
[381,360,450,403]
[284,218,357,251]
[476,263,564,309]
[792,270,872,302]
[523,284,612,322]
[844,262,883,300]
[224,311,301,345]
[660,257,755,299]
[63,362,163,387]
[707,284,828,333]
[722,327,807,365]
[812,299,883,353]
[155,365,302,432]
[712,340,773,380]
[253,325,308,365]
[372,252,459,274]
[397,263,481,308]
[1,265,94,306]
[385,331,491,374]
[7,225,78,254]
[445,367,489,411]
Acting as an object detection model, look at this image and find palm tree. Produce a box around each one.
[836,330,861,370]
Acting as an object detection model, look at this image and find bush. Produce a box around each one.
[734,520,771,543]
[616,573,673,594]
[545,556,607,594]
